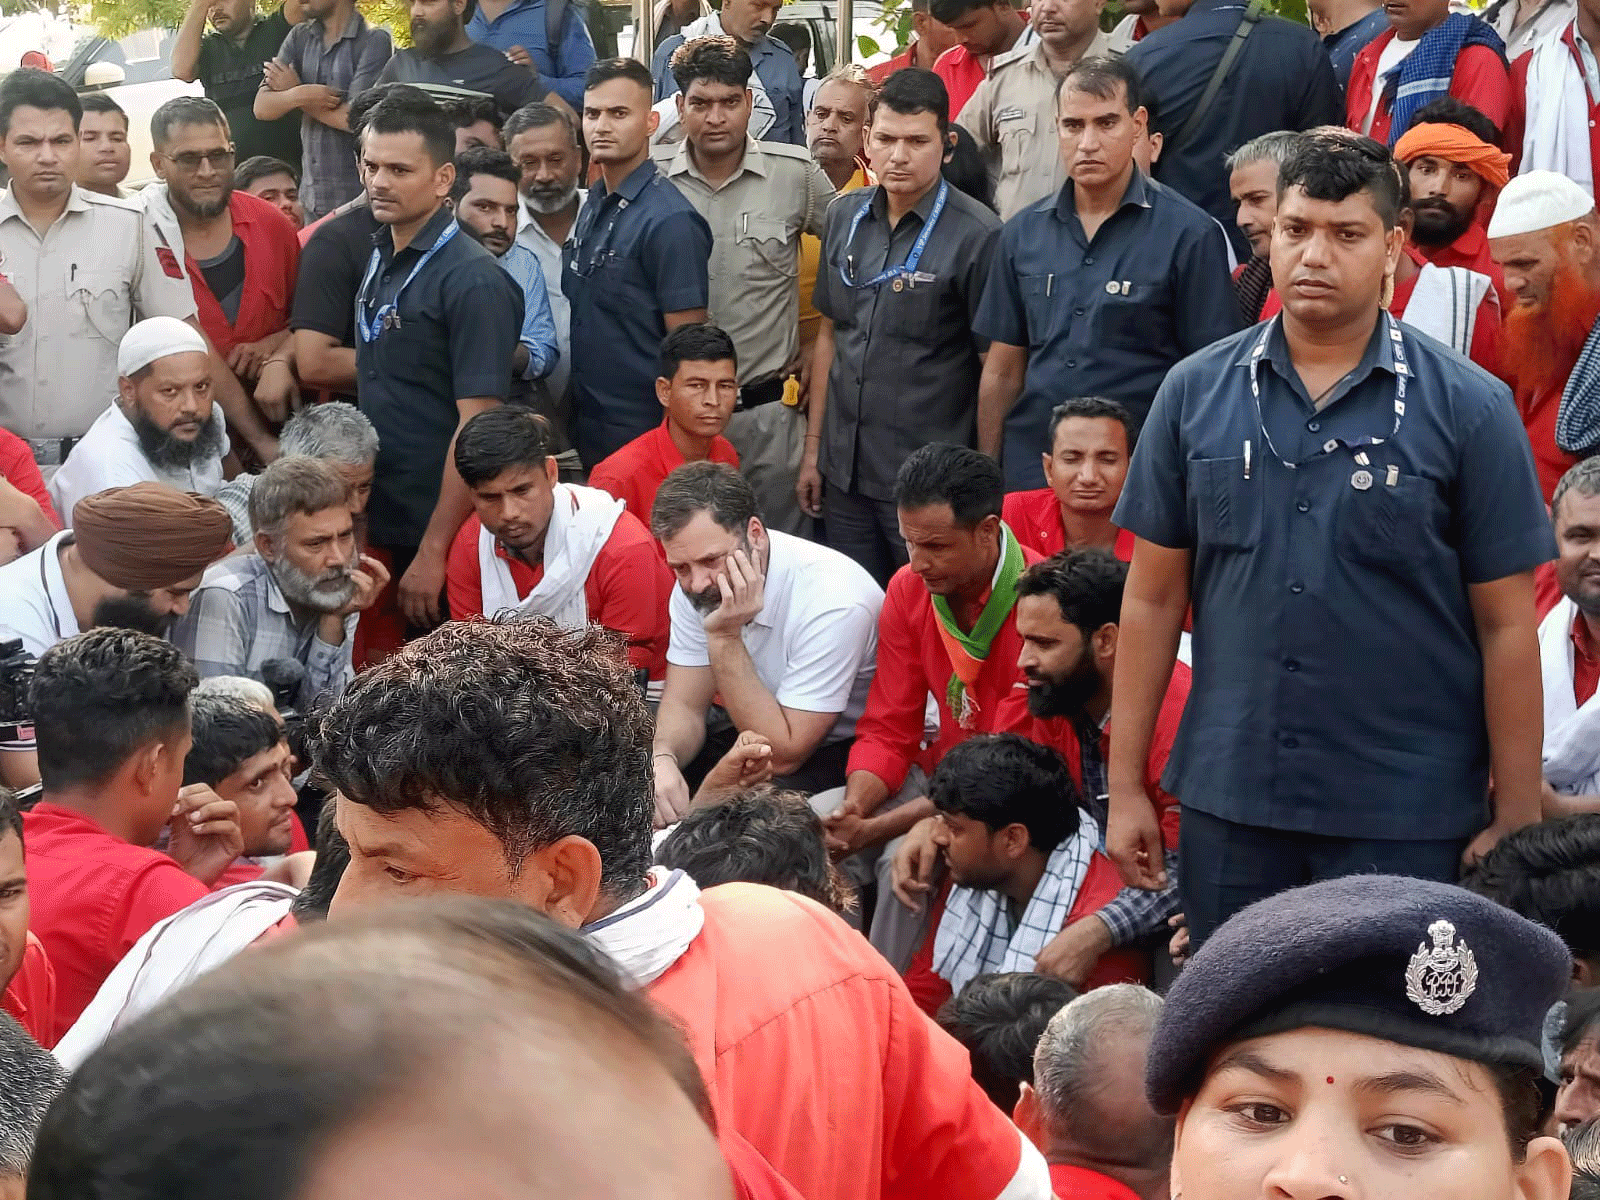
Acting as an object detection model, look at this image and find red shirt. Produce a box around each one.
[1420,221,1503,291]
[445,509,672,675]
[1518,377,1580,503]
[848,547,1043,792]
[1537,564,1563,620]
[934,19,1031,120]
[1346,31,1511,146]
[1003,489,1135,562]
[1050,1163,1146,1200]
[23,803,210,1045]
[587,422,740,530]
[868,42,920,84]
[2,932,56,1047]
[189,190,300,358]
[1574,610,1600,707]
[995,661,1192,851]
[0,427,60,528]
[1506,25,1600,177]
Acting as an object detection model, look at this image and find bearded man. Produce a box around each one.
[174,455,389,710]
[1489,169,1600,501]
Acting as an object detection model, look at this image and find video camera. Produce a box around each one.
[0,638,35,745]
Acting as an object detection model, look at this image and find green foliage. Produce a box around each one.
[82,0,410,44]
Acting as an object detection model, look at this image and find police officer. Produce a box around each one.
[1150,875,1571,1200]
[1108,130,1555,945]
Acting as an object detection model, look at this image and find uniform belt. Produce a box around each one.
[738,377,785,411]
[25,437,76,467]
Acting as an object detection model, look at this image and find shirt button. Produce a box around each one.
[1289,581,1304,594]
[1066,359,1078,368]
[1281,735,1299,749]
[1308,421,1320,432]
[1073,306,1085,317]
[1285,659,1300,672]
[1296,500,1310,513]
[1083,256,1095,266]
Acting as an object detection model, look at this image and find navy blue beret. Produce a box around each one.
[1146,874,1572,1114]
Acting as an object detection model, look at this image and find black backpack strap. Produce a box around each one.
[1173,0,1266,151]
[546,0,570,75]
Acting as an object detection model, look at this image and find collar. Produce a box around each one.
[261,559,293,617]
[594,158,659,205]
[1574,608,1599,663]
[1451,218,1488,258]
[0,182,91,225]
[1236,310,1398,384]
[666,135,765,185]
[372,201,454,255]
[1186,0,1252,13]
[1055,166,1151,222]
[313,10,368,41]
[867,177,944,224]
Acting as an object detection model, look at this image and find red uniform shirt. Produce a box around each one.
[188,190,300,358]
[1506,25,1600,177]
[1050,1163,1146,1200]
[587,422,740,529]
[1346,31,1511,146]
[868,42,920,84]
[0,427,60,528]
[848,547,1043,792]
[1574,610,1600,707]
[23,803,210,1045]
[445,510,672,675]
[1002,489,1135,562]
[2,932,56,1047]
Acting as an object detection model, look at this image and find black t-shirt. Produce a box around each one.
[198,235,246,325]
[375,43,544,119]
[291,201,381,403]
[196,7,302,169]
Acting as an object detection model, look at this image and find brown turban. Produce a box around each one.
[73,483,235,591]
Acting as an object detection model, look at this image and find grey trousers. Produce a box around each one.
[725,402,813,539]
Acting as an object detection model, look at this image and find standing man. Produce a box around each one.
[377,0,545,121]
[1311,0,1388,90]
[799,64,874,359]
[256,0,393,222]
[652,37,832,536]
[1107,0,1173,52]
[1108,132,1554,946]
[236,155,306,228]
[1484,0,1573,61]
[1505,0,1598,195]
[958,0,1114,221]
[975,57,1238,491]
[173,0,303,170]
[928,0,1038,118]
[507,102,584,445]
[354,91,523,630]
[1125,0,1341,259]
[74,93,132,199]
[467,0,598,111]
[801,68,1000,586]
[1394,97,1507,282]
[1536,458,1600,811]
[1226,131,1298,325]
[652,0,805,146]
[564,58,711,469]
[871,0,961,81]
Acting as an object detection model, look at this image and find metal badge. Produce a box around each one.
[1105,280,1120,295]
[1404,919,1478,1016]
[1350,469,1374,491]
[892,277,904,292]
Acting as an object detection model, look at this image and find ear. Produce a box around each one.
[656,376,672,408]
[944,129,956,165]
[130,739,167,799]
[999,821,1033,861]
[1574,957,1598,988]
[1014,1082,1045,1149]
[675,93,686,119]
[544,455,560,487]
[437,160,456,199]
[1092,620,1119,665]
[748,517,769,558]
[149,150,165,180]
[1041,449,1054,482]
[1386,220,1407,275]
[1133,105,1149,138]
[253,529,277,561]
[1573,219,1597,266]
[978,512,1002,548]
[115,376,138,410]
[648,107,661,136]
[1514,1136,1572,1200]
[1148,130,1164,165]
[528,834,605,928]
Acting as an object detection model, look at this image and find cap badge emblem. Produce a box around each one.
[1405,919,1478,1016]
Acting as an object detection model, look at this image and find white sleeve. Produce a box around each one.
[774,597,878,714]
[666,583,711,668]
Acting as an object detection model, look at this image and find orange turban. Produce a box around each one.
[1394,122,1511,190]
[73,483,234,591]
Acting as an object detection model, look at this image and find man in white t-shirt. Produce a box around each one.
[650,460,884,825]
[50,318,229,527]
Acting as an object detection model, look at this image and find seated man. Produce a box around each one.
[445,407,671,686]
[1537,458,1600,815]
[651,462,883,817]
[50,319,228,526]
[1467,813,1600,989]
[589,323,741,526]
[23,629,243,1044]
[1002,399,1136,562]
[235,155,306,230]
[1394,97,1508,283]
[1014,984,1174,1200]
[317,619,1054,1200]
[0,791,55,1048]
[935,972,1076,1113]
[905,733,1145,1015]
[0,427,59,568]
[174,457,388,711]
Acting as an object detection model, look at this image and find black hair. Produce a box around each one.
[658,322,738,379]
[312,620,655,898]
[1408,96,1501,146]
[937,972,1077,1113]
[584,56,656,99]
[768,22,812,59]
[360,92,455,168]
[1464,814,1600,966]
[1016,549,1128,638]
[291,801,349,923]
[234,154,298,190]
[1277,128,1404,231]
[929,0,1003,26]
[877,66,949,135]
[450,145,519,202]
[894,442,1004,527]
[444,93,500,132]
[651,460,761,541]
[504,100,581,148]
[150,95,228,150]
[31,629,195,792]
[655,786,853,914]
[1564,988,1600,1058]
[1058,54,1147,116]
[183,693,282,790]
[0,789,17,849]
[670,34,755,94]
[1489,1062,1548,1160]
[76,90,127,127]
[928,733,1081,852]
[453,407,554,488]
[1047,396,1134,453]
[943,122,993,208]
[347,83,435,139]
[0,68,80,136]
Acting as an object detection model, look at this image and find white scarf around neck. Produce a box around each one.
[1402,263,1493,357]
[477,483,623,627]
[583,867,705,989]
[1520,28,1595,196]
[1540,596,1600,795]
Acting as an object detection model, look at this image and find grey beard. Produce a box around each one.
[522,183,579,215]
[272,554,357,613]
[131,407,225,470]
[171,184,233,220]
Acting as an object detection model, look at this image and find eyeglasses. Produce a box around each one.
[161,147,236,172]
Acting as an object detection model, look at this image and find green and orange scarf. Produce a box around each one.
[932,524,1024,730]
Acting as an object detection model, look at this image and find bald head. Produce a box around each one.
[29,899,734,1200]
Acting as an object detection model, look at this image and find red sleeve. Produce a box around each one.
[1505,50,1531,163]
[1450,44,1512,134]
[1147,665,1191,850]
[1536,562,1563,619]
[446,517,486,620]
[587,459,629,507]
[846,573,930,792]
[1346,46,1378,130]
[116,862,211,956]
[587,512,673,673]
[1468,291,1502,372]
[0,429,61,527]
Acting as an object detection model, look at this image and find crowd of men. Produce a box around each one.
[0,0,1597,1189]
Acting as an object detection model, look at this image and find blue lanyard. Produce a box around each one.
[1247,311,1408,469]
[837,180,948,290]
[355,219,459,344]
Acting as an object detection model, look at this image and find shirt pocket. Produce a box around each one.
[71,267,130,344]
[1335,470,1436,569]
[996,109,1040,179]
[1092,279,1162,351]
[590,253,653,316]
[1188,456,1260,551]
[880,278,943,338]
[1018,274,1058,348]
[736,216,797,282]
